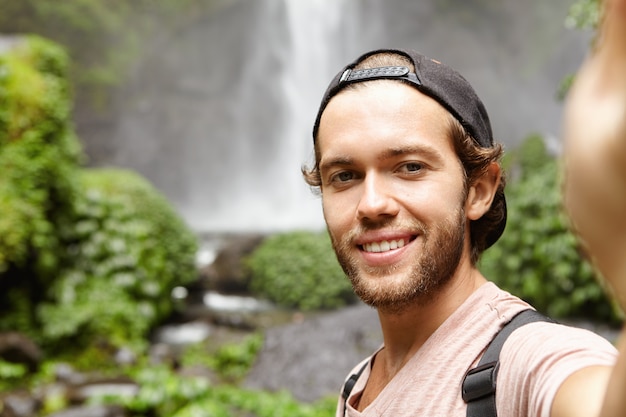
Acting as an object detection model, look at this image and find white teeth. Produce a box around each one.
[363,239,405,253]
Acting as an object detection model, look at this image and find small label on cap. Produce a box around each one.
[342,66,410,83]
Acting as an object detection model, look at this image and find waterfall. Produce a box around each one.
[83,0,589,236]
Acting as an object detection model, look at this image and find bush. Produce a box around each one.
[480,136,620,323]
[245,231,355,310]
[37,168,198,351]
[0,37,199,353]
[0,36,83,340]
[0,35,81,277]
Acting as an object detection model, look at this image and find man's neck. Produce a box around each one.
[376,265,487,377]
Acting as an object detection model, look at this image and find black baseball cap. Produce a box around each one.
[312,48,506,248]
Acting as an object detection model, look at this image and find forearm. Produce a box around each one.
[562,0,626,414]
[600,330,626,417]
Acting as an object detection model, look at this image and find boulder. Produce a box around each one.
[199,234,266,294]
[0,332,42,373]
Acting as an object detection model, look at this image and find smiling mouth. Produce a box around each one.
[361,238,413,253]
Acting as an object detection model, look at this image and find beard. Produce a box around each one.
[329,208,466,314]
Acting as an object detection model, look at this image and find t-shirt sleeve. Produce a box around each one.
[495,322,618,417]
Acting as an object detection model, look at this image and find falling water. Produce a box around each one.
[79,0,590,235]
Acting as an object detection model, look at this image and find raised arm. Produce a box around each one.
[562,0,626,416]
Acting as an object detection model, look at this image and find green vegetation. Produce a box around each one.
[0,35,83,342]
[0,33,334,416]
[565,0,601,30]
[28,335,336,417]
[245,231,355,310]
[0,0,218,109]
[0,35,81,277]
[0,36,198,355]
[112,375,336,417]
[182,333,264,382]
[0,1,617,416]
[480,0,620,323]
[480,135,621,323]
[0,359,28,393]
[39,168,199,353]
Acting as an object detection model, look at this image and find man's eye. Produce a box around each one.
[401,162,423,173]
[331,171,355,183]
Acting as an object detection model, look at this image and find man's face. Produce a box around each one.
[317,82,470,313]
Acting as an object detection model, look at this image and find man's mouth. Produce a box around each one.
[361,238,407,253]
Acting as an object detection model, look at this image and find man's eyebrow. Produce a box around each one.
[379,144,444,163]
[319,156,355,173]
[319,144,445,173]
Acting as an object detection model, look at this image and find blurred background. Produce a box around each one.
[2,1,616,416]
[5,0,594,234]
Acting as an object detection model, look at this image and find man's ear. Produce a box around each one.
[466,162,501,221]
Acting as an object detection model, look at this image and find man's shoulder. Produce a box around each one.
[502,320,618,361]
[495,320,618,416]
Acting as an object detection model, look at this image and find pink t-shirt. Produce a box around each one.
[339,282,617,417]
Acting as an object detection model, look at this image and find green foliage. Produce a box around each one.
[210,333,263,381]
[565,0,601,30]
[0,0,218,109]
[0,359,27,392]
[0,38,199,354]
[502,133,553,181]
[104,366,335,417]
[0,36,83,342]
[0,36,81,276]
[480,136,620,323]
[37,168,198,352]
[88,336,335,417]
[245,231,355,311]
[180,333,263,382]
[559,0,601,101]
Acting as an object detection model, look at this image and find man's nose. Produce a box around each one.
[356,173,399,221]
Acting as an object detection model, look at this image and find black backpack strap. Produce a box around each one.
[462,309,553,417]
[342,361,368,416]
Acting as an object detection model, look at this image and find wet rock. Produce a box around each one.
[199,234,266,294]
[0,390,39,417]
[114,348,137,367]
[244,303,382,402]
[0,332,42,373]
[53,363,88,386]
[148,342,180,367]
[202,291,276,330]
[152,320,213,346]
[67,377,138,404]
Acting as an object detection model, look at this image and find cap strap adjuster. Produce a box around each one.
[339,66,421,86]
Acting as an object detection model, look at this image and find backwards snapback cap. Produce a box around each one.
[312,48,506,248]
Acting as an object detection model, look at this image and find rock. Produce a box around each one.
[0,332,42,373]
[114,348,137,367]
[152,321,213,346]
[243,303,382,402]
[66,377,138,404]
[0,390,39,417]
[199,234,266,294]
[53,363,87,386]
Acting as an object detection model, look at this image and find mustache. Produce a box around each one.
[340,218,428,245]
